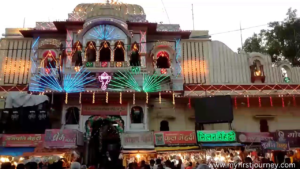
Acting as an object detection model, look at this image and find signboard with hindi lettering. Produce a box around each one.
[2,134,44,147]
[275,130,300,148]
[121,132,154,149]
[44,129,77,148]
[197,130,236,142]
[261,140,289,150]
[82,103,127,116]
[154,131,196,146]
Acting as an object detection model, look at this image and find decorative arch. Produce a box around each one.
[248,52,266,66]
[99,41,112,62]
[65,107,80,124]
[41,50,58,68]
[72,41,83,66]
[156,51,170,68]
[114,41,125,62]
[85,41,96,62]
[82,24,128,41]
[150,43,175,68]
[130,42,140,66]
[130,106,144,124]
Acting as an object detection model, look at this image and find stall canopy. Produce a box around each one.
[154,131,198,152]
[0,147,35,156]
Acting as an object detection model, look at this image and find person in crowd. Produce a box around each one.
[144,165,151,169]
[164,160,172,169]
[154,159,162,169]
[239,147,248,163]
[150,160,155,169]
[38,162,43,169]
[16,164,25,169]
[176,157,184,169]
[70,162,81,169]
[1,162,12,169]
[185,162,193,169]
[140,160,146,169]
[157,164,164,169]
[196,160,210,169]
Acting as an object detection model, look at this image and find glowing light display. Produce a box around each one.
[197,130,236,142]
[143,73,169,93]
[109,71,141,92]
[88,25,120,40]
[98,72,112,91]
[175,39,182,75]
[160,68,167,74]
[64,67,95,93]
[131,66,141,74]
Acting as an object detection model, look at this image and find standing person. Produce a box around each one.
[150,160,155,169]
[16,164,25,169]
[157,164,164,169]
[140,161,146,169]
[1,162,12,169]
[154,159,162,169]
[164,160,172,169]
[185,162,193,169]
[239,147,248,163]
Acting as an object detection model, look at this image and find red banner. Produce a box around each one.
[82,103,127,115]
[2,134,44,147]
[154,131,196,146]
[44,129,77,148]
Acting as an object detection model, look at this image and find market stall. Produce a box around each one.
[121,131,156,167]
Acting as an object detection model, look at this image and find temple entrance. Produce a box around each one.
[85,116,124,168]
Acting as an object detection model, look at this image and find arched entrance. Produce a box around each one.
[85,116,124,168]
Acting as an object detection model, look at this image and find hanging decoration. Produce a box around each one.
[85,62,93,67]
[146,92,148,104]
[284,77,291,83]
[247,96,250,108]
[93,92,95,104]
[282,97,285,108]
[65,93,68,104]
[172,92,175,105]
[101,62,108,67]
[30,64,63,92]
[159,92,161,104]
[133,93,135,105]
[98,72,112,91]
[79,92,82,104]
[143,73,169,93]
[160,68,167,74]
[131,66,141,74]
[106,92,108,103]
[234,97,237,109]
[109,71,141,92]
[140,31,147,53]
[64,67,95,93]
[270,97,273,107]
[120,92,122,104]
[258,97,261,107]
[175,38,182,76]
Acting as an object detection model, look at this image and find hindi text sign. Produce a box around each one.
[154,131,196,146]
[197,130,236,142]
[2,134,44,147]
[121,132,154,149]
[82,103,127,116]
[44,129,77,148]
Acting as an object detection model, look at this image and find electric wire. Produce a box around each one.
[160,0,171,24]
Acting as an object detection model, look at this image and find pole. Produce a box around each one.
[23,18,25,28]
[192,4,195,30]
[240,22,243,48]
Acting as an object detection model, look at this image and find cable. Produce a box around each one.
[210,24,268,36]
[160,0,171,24]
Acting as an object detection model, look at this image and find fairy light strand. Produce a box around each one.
[106,92,108,103]
[133,93,135,105]
[172,92,175,105]
[65,93,68,104]
[93,92,95,104]
[120,92,122,104]
[159,92,161,104]
[79,92,82,104]
[146,92,148,104]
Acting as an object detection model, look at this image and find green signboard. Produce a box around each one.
[197,130,236,142]
[86,62,93,67]
[284,77,290,83]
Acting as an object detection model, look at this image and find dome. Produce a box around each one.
[73,3,145,21]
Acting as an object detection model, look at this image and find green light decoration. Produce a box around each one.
[131,66,141,74]
[86,62,93,67]
[143,73,170,93]
[284,77,291,83]
[197,130,236,142]
[108,71,141,92]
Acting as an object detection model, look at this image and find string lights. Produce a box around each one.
[159,92,161,104]
[143,73,169,93]
[79,92,82,104]
[93,92,95,104]
[65,93,68,104]
[87,25,120,40]
[258,97,261,107]
[146,92,148,104]
[172,92,175,105]
[120,92,122,104]
[133,93,135,105]
[270,97,273,107]
[106,92,108,103]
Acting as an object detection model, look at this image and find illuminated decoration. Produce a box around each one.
[270,97,273,107]
[66,30,73,61]
[255,70,261,76]
[133,93,135,105]
[131,67,141,74]
[197,130,236,142]
[31,37,40,69]
[175,39,182,75]
[140,31,147,53]
[120,92,122,104]
[146,92,148,104]
[284,77,291,83]
[98,72,112,91]
[88,25,120,40]
[64,67,95,93]
[41,50,58,68]
[93,92,95,104]
[38,39,60,48]
[79,92,82,104]
[247,96,250,107]
[65,93,68,104]
[157,51,169,58]
[106,92,108,103]
[30,64,63,92]
[172,93,175,105]
[282,97,285,108]
[109,71,141,92]
[143,73,170,93]
[160,68,167,74]
[159,92,161,104]
[116,62,122,67]
[101,62,108,67]
[86,62,93,67]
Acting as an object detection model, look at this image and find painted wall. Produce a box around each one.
[148,98,300,132]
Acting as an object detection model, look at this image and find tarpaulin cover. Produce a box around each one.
[0,147,35,156]
[5,92,48,108]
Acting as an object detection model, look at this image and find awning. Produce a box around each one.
[155,146,199,152]
[200,143,244,147]
[0,147,35,156]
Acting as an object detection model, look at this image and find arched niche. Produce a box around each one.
[160,120,169,131]
[41,50,58,68]
[248,52,266,66]
[85,41,96,62]
[150,44,175,68]
[129,42,141,66]
[156,51,170,68]
[114,41,125,62]
[72,41,83,66]
[99,41,112,62]
[130,106,144,124]
[279,63,292,82]
[65,107,80,125]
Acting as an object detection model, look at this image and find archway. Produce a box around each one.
[99,41,111,62]
[41,50,57,69]
[114,41,125,62]
[130,106,144,123]
[85,41,96,62]
[65,107,80,125]
[85,116,124,167]
[72,41,83,67]
[156,51,170,68]
[130,42,140,66]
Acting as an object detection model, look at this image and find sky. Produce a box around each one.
[0,0,299,52]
